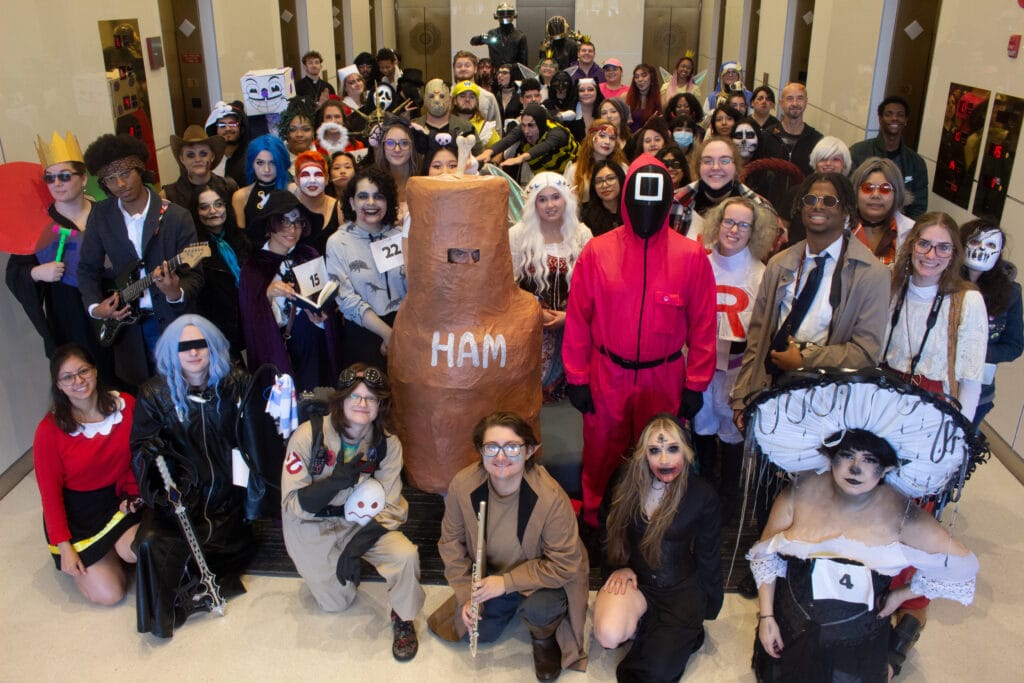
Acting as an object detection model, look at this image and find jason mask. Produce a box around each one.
[344,477,385,525]
[424,79,451,118]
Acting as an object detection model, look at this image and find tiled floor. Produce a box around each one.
[2,456,1021,682]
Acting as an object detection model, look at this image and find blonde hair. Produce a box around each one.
[701,196,776,262]
[605,415,695,569]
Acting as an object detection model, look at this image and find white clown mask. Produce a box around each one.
[964,228,1003,273]
[732,123,758,159]
[344,477,385,526]
[298,166,326,197]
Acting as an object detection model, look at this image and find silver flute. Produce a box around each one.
[469,500,486,657]
[155,455,227,616]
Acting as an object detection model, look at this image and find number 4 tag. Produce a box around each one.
[370,234,405,273]
[810,558,874,607]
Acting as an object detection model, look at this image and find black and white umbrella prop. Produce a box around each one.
[743,368,988,500]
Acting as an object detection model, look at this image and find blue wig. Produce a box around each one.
[154,314,233,421]
[245,134,291,189]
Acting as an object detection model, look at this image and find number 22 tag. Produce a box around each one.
[370,234,404,273]
[810,559,874,607]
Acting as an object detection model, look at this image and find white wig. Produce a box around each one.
[510,172,587,294]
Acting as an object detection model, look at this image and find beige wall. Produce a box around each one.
[449,0,493,71]
[802,0,885,141]
[576,0,644,76]
[304,0,339,89]
[698,0,719,82]
[344,1,373,59]
[211,0,283,106]
[0,0,177,470]
[919,1,1024,451]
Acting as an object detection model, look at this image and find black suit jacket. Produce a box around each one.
[78,188,203,385]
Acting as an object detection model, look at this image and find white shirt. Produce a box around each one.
[778,235,844,346]
[119,194,154,310]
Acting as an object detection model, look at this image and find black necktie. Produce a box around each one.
[766,254,828,375]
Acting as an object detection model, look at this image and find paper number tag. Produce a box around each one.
[810,558,874,607]
[370,234,405,273]
[292,258,329,297]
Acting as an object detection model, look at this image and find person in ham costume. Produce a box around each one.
[389,175,543,494]
[562,154,717,528]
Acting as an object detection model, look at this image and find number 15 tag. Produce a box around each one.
[370,234,405,273]
[292,258,329,297]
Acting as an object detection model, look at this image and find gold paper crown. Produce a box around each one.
[685,49,695,59]
[35,131,84,168]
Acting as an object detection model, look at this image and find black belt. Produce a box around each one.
[599,345,683,370]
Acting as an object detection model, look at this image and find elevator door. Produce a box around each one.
[517,0,574,68]
[642,0,701,72]
[883,0,941,149]
[393,0,451,82]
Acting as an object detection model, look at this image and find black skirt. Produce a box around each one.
[46,484,140,568]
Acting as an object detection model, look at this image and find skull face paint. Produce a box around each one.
[732,122,758,159]
[964,228,1004,273]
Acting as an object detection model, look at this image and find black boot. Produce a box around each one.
[693,433,720,486]
[526,618,563,681]
[888,613,923,676]
[718,441,744,525]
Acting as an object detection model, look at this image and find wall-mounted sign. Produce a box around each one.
[972,93,1023,221]
[932,83,990,209]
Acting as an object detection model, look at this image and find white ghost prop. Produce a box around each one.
[344,477,385,526]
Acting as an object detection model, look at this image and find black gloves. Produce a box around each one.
[297,456,365,514]
[567,383,595,414]
[678,389,704,421]
[336,520,387,586]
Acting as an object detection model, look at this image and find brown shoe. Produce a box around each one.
[527,620,562,681]
[391,610,418,661]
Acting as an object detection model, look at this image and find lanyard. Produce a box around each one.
[884,282,945,377]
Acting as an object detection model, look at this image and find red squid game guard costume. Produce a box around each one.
[563,154,717,528]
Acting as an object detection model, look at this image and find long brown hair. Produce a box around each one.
[327,363,394,445]
[49,344,119,434]
[626,64,662,123]
[605,415,695,569]
[890,212,972,298]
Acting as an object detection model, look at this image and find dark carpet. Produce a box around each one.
[247,399,760,591]
[248,485,759,591]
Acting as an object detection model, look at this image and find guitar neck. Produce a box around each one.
[122,254,184,303]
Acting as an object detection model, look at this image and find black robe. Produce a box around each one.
[130,367,255,638]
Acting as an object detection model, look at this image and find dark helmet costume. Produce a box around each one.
[546,16,569,40]
[495,3,516,23]
[623,155,673,239]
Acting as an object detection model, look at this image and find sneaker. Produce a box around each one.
[391,610,418,661]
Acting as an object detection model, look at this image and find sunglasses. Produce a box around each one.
[43,171,84,184]
[859,182,894,195]
[802,194,841,208]
[338,366,386,389]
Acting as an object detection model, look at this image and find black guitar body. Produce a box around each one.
[93,261,144,348]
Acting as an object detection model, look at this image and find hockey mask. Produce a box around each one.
[732,122,758,158]
[344,476,385,526]
[625,161,672,239]
[425,79,450,118]
[964,228,1003,272]
[374,83,394,111]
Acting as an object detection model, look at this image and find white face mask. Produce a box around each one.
[298,168,326,196]
[964,228,1004,272]
[732,123,758,158]
[375,85,393,110]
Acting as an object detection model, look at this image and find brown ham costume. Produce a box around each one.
[389,176,542,493]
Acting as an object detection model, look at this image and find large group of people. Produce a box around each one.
[8,5,1017,681]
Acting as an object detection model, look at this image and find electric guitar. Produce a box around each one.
[93,243,210,347]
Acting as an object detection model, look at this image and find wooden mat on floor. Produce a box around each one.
[247,485,760,591]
